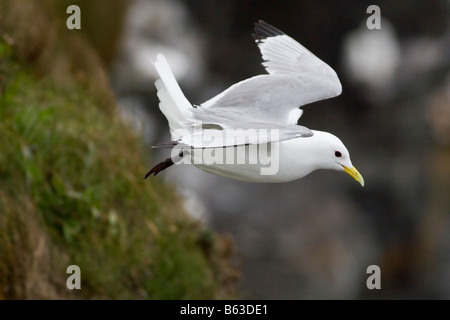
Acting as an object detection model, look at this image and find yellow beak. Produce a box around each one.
[342,166,365,187]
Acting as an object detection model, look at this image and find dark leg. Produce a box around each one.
[144,158,175,178]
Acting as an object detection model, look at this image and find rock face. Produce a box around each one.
[112,0,450,299]
[0,0,236,300]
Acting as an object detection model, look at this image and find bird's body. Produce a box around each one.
[189,131,348,183]
[146,21,364,186]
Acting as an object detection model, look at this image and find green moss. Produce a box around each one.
[0,1,235,299]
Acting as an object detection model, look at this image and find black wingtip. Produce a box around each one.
[252,20,285,42]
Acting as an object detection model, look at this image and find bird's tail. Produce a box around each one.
[153,54,193,136]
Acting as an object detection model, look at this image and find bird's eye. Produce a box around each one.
[335,151,342,157]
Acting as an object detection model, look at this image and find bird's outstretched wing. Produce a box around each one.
[253,20,339,79]
[187,20,341,131]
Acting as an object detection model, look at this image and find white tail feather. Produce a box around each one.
[153,54,193,135]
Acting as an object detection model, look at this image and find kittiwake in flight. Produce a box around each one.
[145,20,364,186]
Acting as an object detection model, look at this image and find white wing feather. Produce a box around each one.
[153,21,342,149]
[193,20,342,127]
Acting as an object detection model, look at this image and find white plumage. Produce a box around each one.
[153,54,193,134]
[146,20,364,186]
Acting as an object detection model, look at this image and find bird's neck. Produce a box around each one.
[275,133,324,180]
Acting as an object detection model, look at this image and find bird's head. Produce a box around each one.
[312,131,364,187]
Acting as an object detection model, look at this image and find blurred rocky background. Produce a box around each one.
[3,0,449,299]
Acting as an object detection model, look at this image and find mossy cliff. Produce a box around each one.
[0,0,235,299]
